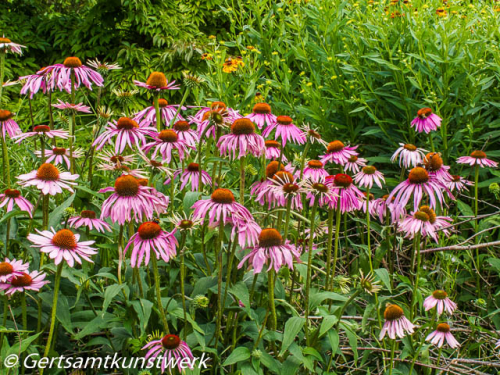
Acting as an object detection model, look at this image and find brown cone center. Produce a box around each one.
[36,163,60,181]
[211,188,235,204]
[334,173,352,187]
[417,107,433,119]
[362,166,377,175]
[5,189,21,198]
[265,140,280,149]
[52,229,77,249]
[63,57,82,68]
[0,262,14,276]
[265,161,285,179]
[404,144,417,151]
[436,323,450,333]
[408,167,429,184]
[114,175,140,197]
[138,222,162,240]
[161,334,181,349]
[11,273,33,287]
[258,228,283,247]
[384,304,404,321]
[0,110,13,121]
[173,121,190,131]
[327,140,345,153]
[231,118,255,135]
[187,163,200,172]
[158,130,178,143]
[276,115,293,125]
[146,72,167,88]
[424,153,443,171]
[308,160,323,169]
[432,290,448,300]
[80,210,96,219]
[253,103,271,114]
[471,150,486,159]
[116,117,139,130]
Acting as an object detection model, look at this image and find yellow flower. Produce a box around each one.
[272,51,279,55]
[306,82,313,87]
[327,57,333,61]
[266,80,272,85]
[209,35,216,39]
[331,75,338,79]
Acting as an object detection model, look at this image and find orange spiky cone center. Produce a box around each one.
[471,150,486,159]
[408,167,429,184]
[404,144,417,151]
[231,118,255,135]
[36,163,60,181]
[173,121,190,131]
[116,117,139,130]
[432,290,448,300]
[258,228,283,247]
[146,72,167,88]
[265,140,280,148]
[436,323,450,333]
[384,304,404,321]
[424,152,443,171]
[63,56,83,68]
[138,222,162,240]
[417,107,433,119]
[211,188,235,204]
[307,160,323,169]
[334,173,352,187]
[0,110,13,121]
[0,262,14,276]
[187,163,200,172]
[276,115,293,125]
[265,161,285,179]
[114,175,140,197]
[253,102,271,114]
[52,229,77,249]
[11,273,32,287]
[80,210,96,219]
[327,140,345,153]
[158,130,178,143]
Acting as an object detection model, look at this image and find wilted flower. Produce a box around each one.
[359,270,382,295]
[426,323,460,348]
[423,290,457,315]
[0,36,26,55]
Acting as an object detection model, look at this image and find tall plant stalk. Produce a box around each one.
[304,200,318,345]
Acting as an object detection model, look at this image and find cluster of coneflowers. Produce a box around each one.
[1,36,499,372]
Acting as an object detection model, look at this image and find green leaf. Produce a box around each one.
[183,192,201,213]
[7,332,42,356]
[48,193,75,229]
[279,317,305,356]
[319,315,338,337]
[309,292,348,309]
[101,284,125,315]
[223,346,251,366]
[374,268,392,293]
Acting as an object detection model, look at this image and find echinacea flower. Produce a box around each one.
[424,152,453,183]
[100,175,167,225]
[426,323,460,348]
[19,67,52,98]
[134,71,180,91]
[359,270,382,295]
[251,161,287,208]
[138,153,173,177]
[320,141,358,166]
[172,120,198,147]
[300,123,328,147]
[328,174,364,213]
[142,334,194,373]
[218,118,265,159]
[0,110,21,140]
[244,102,277,129]
[0,271,49,295]
[379,304,415,340]
[0,36,25,55]
[13,125,69,143]
[372,194,405,224]
[35,147,83,169]
[423,290,457,315]
[0,189,34,217]
[46,56,104,93]
[391,143,427,169]
[134,99,186,127]
[302,160,329,182]
[399,206,452,242]
[344,155,367,174]
[190,101,240,139]
[457,150,498,168]
[124,222,178,267]
[446,175,473,193]
[93,117,155,154]
[52,99,91,113]
[304,177,338,208]
[17,163,79,195]
[28,228,97,267]
[170,212,202,234]
[264,140,286,161]
[97,150,135,167]
[144,129,192,163]
[354,166,385,189]
[98,164,148,179]
[262,115,306,147]
[0,258,29,283]
[87,59,121,72]
[238,228,301,273]
[265,171,303,210]
[67,210,113,233]
[411,108,442,133]
[230,217,262,248]
[166,163,211,191]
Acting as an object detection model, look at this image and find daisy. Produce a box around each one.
[344,155,367,174]
[237,228,301,273]
[0,189,34,217]
[446,175,473,193]
[424,152,453,183]
[391,143,427,169]
[142,334,194,373]
[424,290,457,315]
[144,129,192,163]
[28,228,97,267]
[100,174,166,225]
[172,120,198,147]
[387,166,452,211]
[13,125,69,143]
[46,57,104,93]
[67,210,113,233]
[93,117,156,154]
[328,174,364,213]
[124,222,178,267]
[399,206,452,242]
[320,141,358,166]
[0,271,49,295]
[17,163,79,195]
[0,258,29,283]
[35,147,83,169]
[304,177,338,208]
[218,118,265,159]
[302,160,329,182]
[0,36,25,55]
[457,150,498,168]
[134,99,186,127]
[244,102,277,129]
[0,110,21,140]
[134,71,180,91]
[166,163,211,191]
[262,115,306,147]
[426,323,460,348]
[411,108,442,133]
[19,67,51,98]
[52,99,92,113]
[264,140,286,161]
[354,166,385,189]
[379,304,415,340]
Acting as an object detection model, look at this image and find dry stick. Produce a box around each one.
[420,240,500,254]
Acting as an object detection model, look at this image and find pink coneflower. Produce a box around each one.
[359,192,378,218]
[98,164,148,179]
[17,163,78,195]
[411,108,442,133]
[399,206,452,243]
[0,189,34,217]
[379,304,415,340]
[426,323,460,348]
[93,117,155,154]
[97,150,135,167]
[344,155,367,174]
[0,36,25,55]
[354,166,385,189]
[372,194,405,224]
[142,334,194,373]
[192,188,253,227]
[251,161,289,208]
[100,175,166,225]
[19,67,51,98]
[35,147,83,169]
[0,271,49,295]
[67,210,112,233]
[303,160,329,182]
[230,217,262,248]
[134,71,180,91]
[138,153,173,177]
[46,57,104,93]
[144,129,192,163]
[424,152,453,183]
[52,99,91,113]
[300,123,328,147]
[170,212,202,234]
[304,177,338,208]
[190,102,240,139]
[245,102,277,129]
[124,222,177,267]
[172,120,198,147]
[457,150,498,168]
[134,99,186,127]
[166,163,211,191]
[262,115,306,147]
[218,118,265,159]
[265,171,303,210]
[424,290,457,315]
[238,228,301,273]
[13,125,69,143]
[391,143,427,169]
[28,228,97,267]
[320,140,358,166]
[0,258,29,283]
[0,110,21,140]
[264,140,286,161]
[387,167,451,211]
[328,174,364,213]
[446,175,473,193]
[87,59,121,72]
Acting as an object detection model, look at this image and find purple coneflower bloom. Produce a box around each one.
[52,99,91,113]
[0,189,34,217]
[134,98,186,127]
[457,150,498,168]
[218,118,265,159]
[134,71,180,91]
[426,323,460,348]
[371,194,405,224]
[98,151,135,167]
[251,161,291,208]
[391,143,427,169]
[98,164,147,179]
[344,155,366,174]
[354,165,385,189]
[28,228,97,267]
[238,228,301,273]
[144,129,192,163]
[138,153,173,177]
[17,163,78,195]
[245,102,277,129]
[0,271,49,295]
[300,123,328,147]
[320,140,358,166]
[166,163,211,191]
[265,171,303,210]
[262,115,306,147]
[67,210,112,233]
[190,102,240,139]
[359,192,378,219]
[0,36,25,55]
[13,125,69,143]
[0,110,21,140]
[303,160,329,182]
[172,120,198,147]
[327,174,364,213]
[379,304,415,340]
[424,152,453,183]
[304,177,338,208]
[423,290,457,315]
[264,140,286,161]
[170,213,202,234]
[446,175,473,193]
[93,117,155,154]
[46,57,103,93]
[19,67,52,98]
[411,108,442,133]
[399,206,452,243]
[230,217,262,248]
[142,334,194,373]
[0,258,29,283]
[35,147,83,169]
[87,59,121,71]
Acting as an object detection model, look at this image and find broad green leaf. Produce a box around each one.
[223,346,251,366]
[279,317,305,356]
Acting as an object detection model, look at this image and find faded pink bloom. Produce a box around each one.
[391,143,427,169]
[166,163,211,192]
[302,160,329,182]
[380,304,415,340]
[0,110,22,140]
[134,99,185,127]
[13,125,69,143]
[426,323,460,348]
[172,120,198,147]
[0,258,29,283]
[399,207,452,243]
[0,189,34,217]
[67,210,112,233]
[93,117,155,154]
[262,115,306,147]
[218,118,265,159]
[0,36,25,55]
[354,166,385,189]
[457,150,498,168]
[344,155,367,174]
[446,175,473,193]
[35,147,83,169]
[46,57,104,93]
[0,271,49,295]
[52,99,91,113]
[244,102,277,129]
[144,129,192,163]
[264,140,286,161]
[327,174,364,213]
[423,290,457,315]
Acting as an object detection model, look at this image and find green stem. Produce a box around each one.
[0,51,5,103]
[117,225,125,287]
[154,94,161,132]
[21,294,27,331]
[428,132,435,153]
[170,88,190,127]
[388,339,396,375]
[410,233,421,320]
[239,156,246,204]
[69,70,76,174]
[366,187,374,272]
[335,289,361,329]
[268,269,277,330]
[214,219,225,349]
[325,208,334,290]
[330,204,342,290]
[304,200,318,346]
[179,232,188,340]
[474,165,480,294]
[299,142,311,180]
[2,135,11,187]
[283,198,292,239]
[151,256,170,334]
